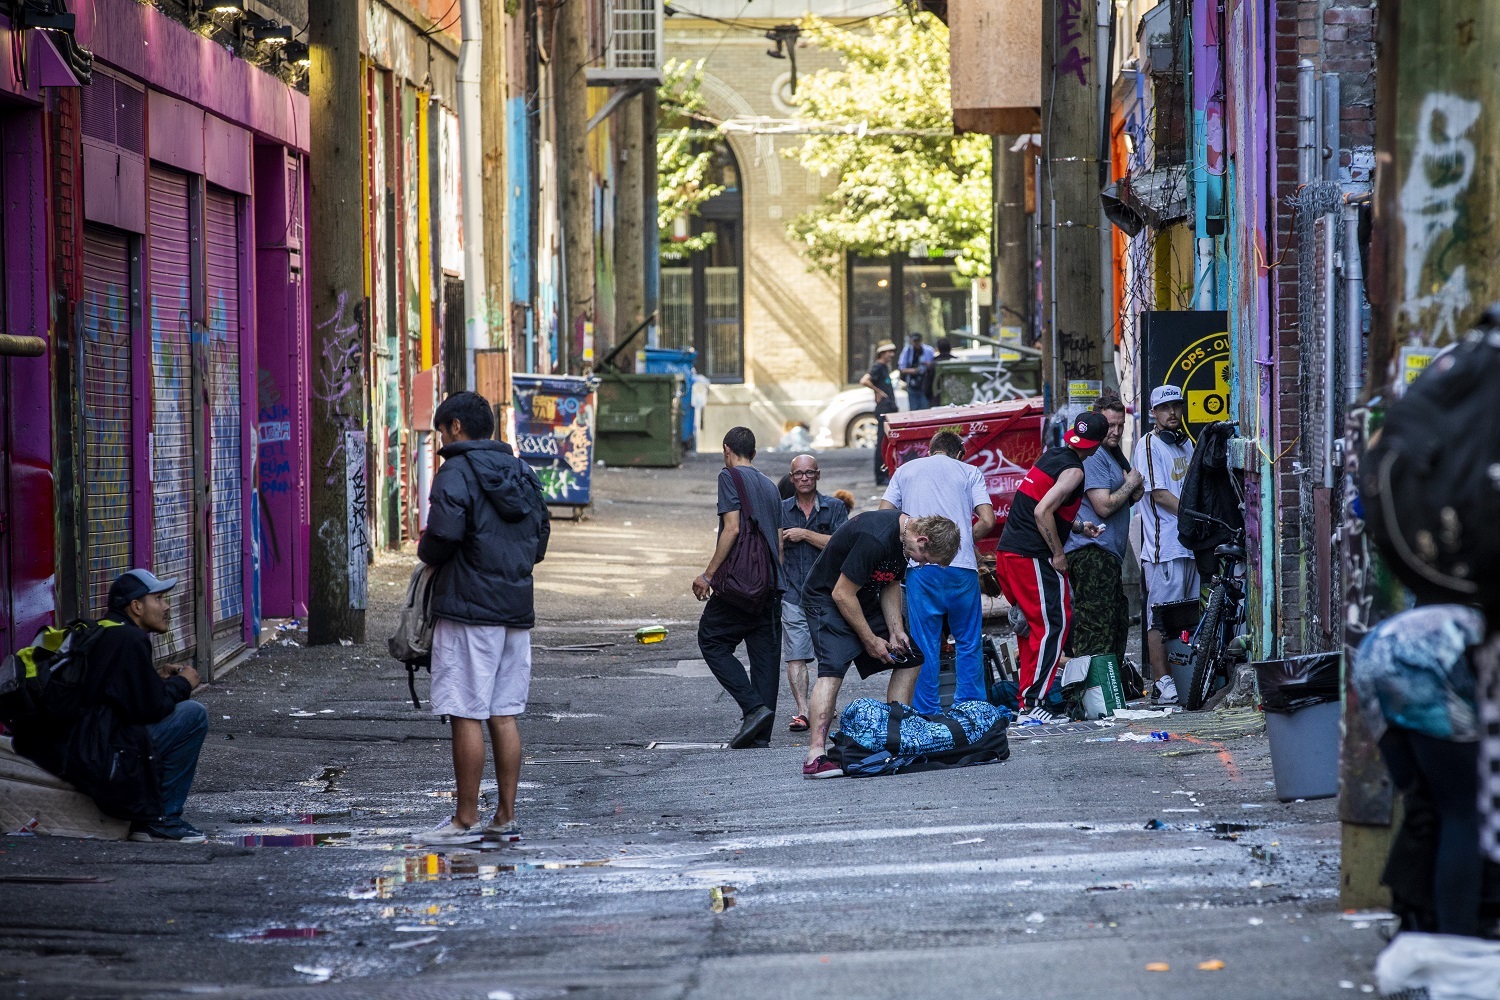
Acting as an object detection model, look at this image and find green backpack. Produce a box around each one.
[0,619,121,728]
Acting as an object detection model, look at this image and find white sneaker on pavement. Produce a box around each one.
[414,816,482,846]
[1152,675,1180,706]
[1020,708,1064,726]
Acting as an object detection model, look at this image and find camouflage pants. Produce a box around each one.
[1065,545,1129,663]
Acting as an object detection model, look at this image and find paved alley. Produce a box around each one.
[1,450,1389,1000]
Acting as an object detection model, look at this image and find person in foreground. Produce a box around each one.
[15,570,208,842]
[800,511,962,778]
[417,391,551,846]
[995,411,1108,723]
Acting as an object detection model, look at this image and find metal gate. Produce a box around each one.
[79,228,133,618]
[205,187,242,635]
[148,167,195,659]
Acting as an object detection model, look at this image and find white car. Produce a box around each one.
[810,385,908,449]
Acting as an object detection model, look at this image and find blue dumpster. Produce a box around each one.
[641,347,698,445]
[512,374,597,515]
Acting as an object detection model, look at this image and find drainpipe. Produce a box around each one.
[1297,61,1317,185]
[1322,214,1338,488]
[458,0,488,389]
[1343,199,1365,405]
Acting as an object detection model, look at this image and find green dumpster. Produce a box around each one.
[594,372,685,468]
[934,351,1042,407]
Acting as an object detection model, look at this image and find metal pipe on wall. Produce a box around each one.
[1343,200,1365,404]
[1297,61,1317,185]
[1322,214,1338,489]
[458,0,488,389]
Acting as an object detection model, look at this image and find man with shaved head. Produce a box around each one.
[778,454,847,731]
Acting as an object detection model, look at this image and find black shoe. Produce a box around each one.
[728,706,773,749]
[129,819,206,844]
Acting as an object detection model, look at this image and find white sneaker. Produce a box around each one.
[1152,676,1179,706]
[1020,708,1064,726]
[414,816,482,846]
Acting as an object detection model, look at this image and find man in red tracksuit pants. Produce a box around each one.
[995,410,1109,723]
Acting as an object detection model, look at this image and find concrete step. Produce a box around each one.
[0,735,130,840]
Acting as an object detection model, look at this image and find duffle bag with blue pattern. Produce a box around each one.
[829,698,1012,777]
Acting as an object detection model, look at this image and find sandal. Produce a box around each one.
[788,714,809,732]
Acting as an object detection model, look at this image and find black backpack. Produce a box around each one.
[0,619,121,728]
[1361,308,1500,611]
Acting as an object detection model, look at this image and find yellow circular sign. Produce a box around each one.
[1168,332,1231,443]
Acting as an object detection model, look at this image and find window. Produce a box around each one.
[660,140,744,382]
[846,255,984,384]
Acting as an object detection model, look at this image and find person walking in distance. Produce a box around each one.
[416,391,551,846]
[1131,385,1197,706]
[1063,393,1143,668]
[995,411,1109,723]
[928,337,955,406]
[860,341,900,486]
[779,454,848,732]
[880,431,995,715]
[800,512,962,777]
[898,332,936,411]
[693,427,786,749]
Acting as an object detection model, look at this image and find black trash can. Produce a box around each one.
[1254,653,1342,801]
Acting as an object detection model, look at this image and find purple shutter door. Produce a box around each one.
[148,167,196,659]
[205,188,243,630]
[80,227,133,618]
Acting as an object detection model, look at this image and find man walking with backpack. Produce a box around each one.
[416,391,551,846]
[693,427,786,748]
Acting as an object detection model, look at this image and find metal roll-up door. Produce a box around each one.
[148,167,195,659]
[80,228,133,618]
[205,187,242,633]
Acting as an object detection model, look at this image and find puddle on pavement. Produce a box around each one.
[240,927,327,941]
[347,852,615,899]
[241,832,351,848]
[647,741,728,750]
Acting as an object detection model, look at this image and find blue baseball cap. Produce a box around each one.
[108,569,178,611]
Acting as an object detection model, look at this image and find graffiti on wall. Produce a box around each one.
[311,291,365,485]
[1399,93,1482,346]
[513,376,595,506]
[1055,0,1092,86]
[346,429,368,610]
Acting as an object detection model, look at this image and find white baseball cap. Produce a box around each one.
[1150,385,1185,409]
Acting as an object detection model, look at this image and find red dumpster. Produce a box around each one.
[881,398,1045,556]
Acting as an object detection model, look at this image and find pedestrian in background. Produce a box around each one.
[860,341,900,486]
[1132,384,1196,706]
[1064,393,1143,669]
[880,430,995,715]
[693,427,786,749]
[995,411,1109,723]
[928,337,955,406]
[779,454,848,732]
[417,391,551,846]
[898,332,936,411]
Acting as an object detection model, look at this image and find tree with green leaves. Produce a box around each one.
[787,12,991,278]
[657,58,723,261]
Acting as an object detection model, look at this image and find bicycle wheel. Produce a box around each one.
[1185,587,1226,710]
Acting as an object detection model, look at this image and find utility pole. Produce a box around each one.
[994,135,1031,337]
[1039,0,1105,400]
[458,0,488,389]
[482,0,509,359]
[614,89,646,368]
[642,86,661,349]
[307,1,368,644]
[557,0,594,372]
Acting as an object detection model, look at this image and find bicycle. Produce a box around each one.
[1183,513,1248,710]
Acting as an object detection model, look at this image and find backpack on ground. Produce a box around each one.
[0,619,121,728]
[388,564,438,709]
[828,698,1012,777]
[709,466,776,611]
[1361,308,1500,611]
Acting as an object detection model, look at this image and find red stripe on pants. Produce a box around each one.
[996,549,1073,711]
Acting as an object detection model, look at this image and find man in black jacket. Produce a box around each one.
[16,569,208,842]
[416,391,550,847]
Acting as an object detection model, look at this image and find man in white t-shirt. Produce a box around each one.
[880,431,995,714]
[1131,384,1196,705]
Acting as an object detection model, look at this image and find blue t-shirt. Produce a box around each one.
[1064,447,1131,563]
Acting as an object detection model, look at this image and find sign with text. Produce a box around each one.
[1140,311,1231,444]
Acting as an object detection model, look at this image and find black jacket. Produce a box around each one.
[1177,422,1244,552]
[418,440,551,628]
[14,614,191,821]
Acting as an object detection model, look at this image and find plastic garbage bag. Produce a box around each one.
[1254,652,1341,714]
[1375,932,1500,1000]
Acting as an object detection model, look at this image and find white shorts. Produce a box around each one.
[430,618,533,720]
[1142,557,1201,622]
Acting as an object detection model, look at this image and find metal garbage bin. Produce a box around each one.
[640,347,698,447]
[512,373,597,519]
[933,352,1042,407]
[1255,653,1342,801]
[594,372,684,468]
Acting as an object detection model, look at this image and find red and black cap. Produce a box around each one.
[1063,410,1109,450]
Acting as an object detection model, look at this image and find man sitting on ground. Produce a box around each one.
[14,570,208,842]
[800,511,961,778]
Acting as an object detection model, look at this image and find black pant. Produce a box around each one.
[874,412,890,485]
[697,595,780,719]
[1379,727,1482,937]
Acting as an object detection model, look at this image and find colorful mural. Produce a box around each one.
[512,374,597,506]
